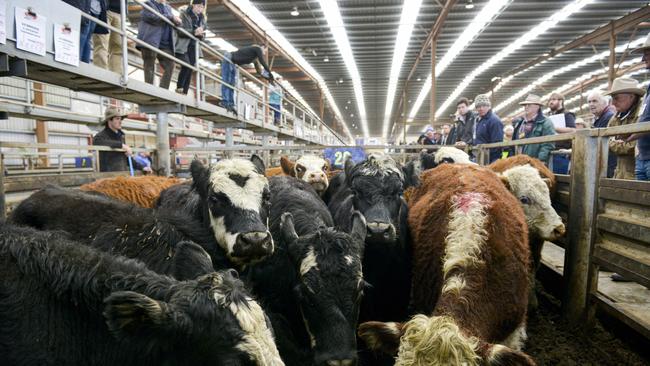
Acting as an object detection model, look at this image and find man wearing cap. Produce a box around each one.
[512,94,556,164]
[626,34,650,181]
[93,107,132,172]
[606,77,645,180]
[473,93,503,163]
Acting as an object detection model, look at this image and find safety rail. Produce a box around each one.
[0,0,346,147]
[472,123,650,340]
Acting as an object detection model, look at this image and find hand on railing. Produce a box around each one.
[122,144,133,157]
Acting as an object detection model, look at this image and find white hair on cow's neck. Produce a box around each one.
[503,323,527,351]
[359,153,403,178]
[228,297,285,365]
[434,147,475,165]
[499,164,564,241]
[209,159,268,212]
[299,246,318,276]
[442,192,489,289]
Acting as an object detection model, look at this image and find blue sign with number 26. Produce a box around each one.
[323,147,366,169]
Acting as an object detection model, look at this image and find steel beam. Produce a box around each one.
[156,112,171,176]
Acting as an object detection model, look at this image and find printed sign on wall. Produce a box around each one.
[15,6,46,56]
[323,147,366,169]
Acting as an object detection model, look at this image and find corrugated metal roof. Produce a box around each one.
[157,0,649,138]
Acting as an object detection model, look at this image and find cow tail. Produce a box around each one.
[395,314,481,366]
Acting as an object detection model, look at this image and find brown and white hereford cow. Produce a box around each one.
[489,155,564,309]
[359,164,535,366]
[266,155,331,195]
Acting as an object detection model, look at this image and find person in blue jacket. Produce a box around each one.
[473,93,504,163]
[627,34,650,181]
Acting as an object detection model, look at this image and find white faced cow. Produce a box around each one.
[280,155,331,195]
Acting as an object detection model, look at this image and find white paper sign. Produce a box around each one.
[548,113,566,129]
[54,23,79,66]
[0,0,7,44]
[15,7,46,56]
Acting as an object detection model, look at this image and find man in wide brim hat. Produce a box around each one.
[93,107,132,172]
[518,93,544,106]
[102,106,128,125]
[604,77,645,97]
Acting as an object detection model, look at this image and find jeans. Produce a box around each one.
[635,157,650,181]
[221,53,237,109]
[270,103,281,124]
[80,19,96,63]
[142,48,175,89]
[92,10,123,73]
[176,43,197,94]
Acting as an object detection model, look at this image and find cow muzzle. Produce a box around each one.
[232,231,274,262]
[366,221,396,243]
[307,172,329,193]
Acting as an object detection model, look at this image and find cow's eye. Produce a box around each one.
[296,165,305,173]
[520,196,531,205]
[322,165,328,171]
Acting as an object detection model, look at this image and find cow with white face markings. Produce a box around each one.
[158,155,274,266]
[245,176,366,366]
[358,164,535,366]
[0,224,284,366]
[279,155,331,195]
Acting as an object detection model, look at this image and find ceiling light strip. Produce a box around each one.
[230,0,353,142]
[428,0,596,122]
[406,0,511,125]
[382,0,424,139]
[317,0,369,139]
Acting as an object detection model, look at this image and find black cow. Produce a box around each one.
[10,185,227,279]
[325,153,411,324]
[157,156,273,265]
[246,176,366,366]
[0,224,284,366]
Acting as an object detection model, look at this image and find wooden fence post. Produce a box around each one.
[562,130,600,324]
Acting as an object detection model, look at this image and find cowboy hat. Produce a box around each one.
[604,77,645,96]
[632,33,650,53]
[518,93,544,106]
[103,107,128,123]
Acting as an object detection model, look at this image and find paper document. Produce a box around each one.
[548,114,566,129]
[54,23,79,67]
[15,7,46,56]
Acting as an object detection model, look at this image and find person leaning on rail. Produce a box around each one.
[93,107,132,172]
[512,94,556,165]
[473,93,504,163]
[606,77,645,180]
[626,33,650,182]
[175,0,207,95]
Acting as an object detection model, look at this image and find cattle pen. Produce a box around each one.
[1,1,650,365]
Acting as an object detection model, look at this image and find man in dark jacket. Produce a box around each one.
[512,94,556,164]
[548,92,576,173]
[452,97,477,148]
[93,107,131,172]
[93,0,124,74]
[137,0,181,89]
[473,93,503,163]
[627,34,650,181]
[175,0,206,95]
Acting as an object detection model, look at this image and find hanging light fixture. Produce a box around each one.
[290,6,299,16]
[323,55,329,62]
[465,0,475,9]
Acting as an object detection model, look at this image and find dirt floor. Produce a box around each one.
[525,283,649,366]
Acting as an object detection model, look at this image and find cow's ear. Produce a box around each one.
[279,212,299,245]
[498,173,511,191]
[103,291,190,339]
[280,156,295,176]
[250,154,266,175]
[190,159,210,198]
[344,157,355,186]
[350,211,367,245]
[358,321,404,356]
[542,177,552,189]
[171,241,214,281]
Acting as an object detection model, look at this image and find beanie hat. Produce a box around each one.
[474,94,491,108]
[192,0,205,5]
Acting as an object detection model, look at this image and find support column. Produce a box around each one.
[261,134,271,167]
[33,82,48,167]
[156,112,170,176]
[562,130,600,325]
[225,127,234,159]
[430,41,436,126]
[0,152,5,223]
[120,0,129,85]
[608,23,617,88]
[319,89,324,121]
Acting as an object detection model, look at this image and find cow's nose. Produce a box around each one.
[309,171,327,181]
[235,231,273,260]
[553,224,566,238]
[366,222,395,242]
[325,358,356,366]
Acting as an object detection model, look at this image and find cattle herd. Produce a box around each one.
[0,147,565,366]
